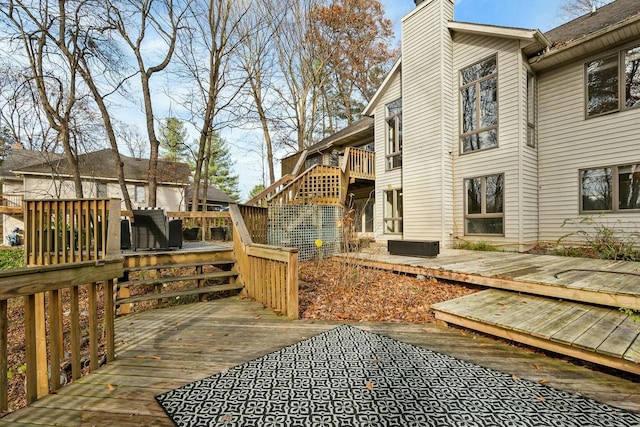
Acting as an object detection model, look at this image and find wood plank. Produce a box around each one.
[124,260,235,273]
[550,306,610,346]
[116,283,244,305]
[624,335,640,364]
[530,304,591,339]
[572,310,627,352]
[435,310,640,376]
[70,286,82,381]
[117,271,238,288]
[597,315,640,358]
[0,300,6,412]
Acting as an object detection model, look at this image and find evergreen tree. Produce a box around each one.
[204,132,240,201]
[158,117,190,162]
[248,184,266,201]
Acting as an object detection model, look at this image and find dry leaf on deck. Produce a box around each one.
[107,384,116,392]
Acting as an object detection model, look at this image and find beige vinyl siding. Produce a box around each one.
[538,58,640,243]
[452,33,528,248]
[373,70,403,241]
[401,0,454,246]
[521,59,539,249]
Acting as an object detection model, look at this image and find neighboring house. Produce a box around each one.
[186,185,236,211]
[1,145,191,245]
[360,0,640,250]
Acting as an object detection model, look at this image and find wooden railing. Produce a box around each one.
[165,211,233,241]
[0,258,123,412]
[0,199,296,412]
[343,147,375,180]
[230,204,299,319]
[238,205,267,244]
[24,199,121,266]
[0,194,23,208]
[268,164,343,206]
[246,174,295,207]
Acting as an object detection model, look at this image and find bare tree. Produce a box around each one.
[270,0,330,151]
[107,0,190,206]
[1,0,91,197]
[558,0,614,20]
[117,122,148,159]
[236,0,283,185]
[176,0,250,211]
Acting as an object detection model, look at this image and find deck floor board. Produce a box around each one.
[3,297,639,425]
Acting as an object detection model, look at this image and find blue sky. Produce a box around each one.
[383,0,568,35]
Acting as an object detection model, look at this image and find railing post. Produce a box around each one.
[0,300,7,412]
[286,251,299,320]
[105,279,116,363]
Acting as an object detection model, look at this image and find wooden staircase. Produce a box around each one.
[116,248,243,312]
[432,275,640,376]
[249,147,375,207]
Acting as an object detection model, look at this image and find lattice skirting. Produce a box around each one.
[156,325,640,427]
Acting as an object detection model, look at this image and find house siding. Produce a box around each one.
[373,69,403,241]
[538,56,640,243]
[451,33,532,249]
[521,59,540,249]
[401,0,454,246]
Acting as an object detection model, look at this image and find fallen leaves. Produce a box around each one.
[365,381,374,391]
[299,259,480,323]
[107,384,117,392]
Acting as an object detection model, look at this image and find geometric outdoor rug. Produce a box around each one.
[156,325,640,427]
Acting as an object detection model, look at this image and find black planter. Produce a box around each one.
[388,240,439,258]
[211,227,227,241]
[183,227,200,241]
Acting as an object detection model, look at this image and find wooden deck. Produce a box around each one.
[433,289,640,375]
[341,247,640,376]
[1,297,639,425]
[342,248,640,310]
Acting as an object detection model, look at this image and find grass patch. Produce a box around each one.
[454,240,502,252]
[0,247,25,270]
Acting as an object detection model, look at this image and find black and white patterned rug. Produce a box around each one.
[156,325,640,426]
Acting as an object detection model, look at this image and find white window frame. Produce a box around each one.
[383,188,402,234]
[464,174,504,236]
[385,99,402,170]
[460,55,499,154]
[135,185,146,204]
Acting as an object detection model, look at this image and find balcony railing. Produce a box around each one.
[343,147,375,180]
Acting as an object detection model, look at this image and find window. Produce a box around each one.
[581,164,640,212]
[586,44,640,117]
[527,73,537,148]
[135,185,145,204]
[96,182,107,198]
[385,99,402,170]
[460,56,498,153]
[465,174,504,235]
[383,189,402,234]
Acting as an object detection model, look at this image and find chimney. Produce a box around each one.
[591,4,597,14]
[415,0,426,6]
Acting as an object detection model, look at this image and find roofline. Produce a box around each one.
[15,171,189,186]
[447,21,551,49]
[363,57,402,116]
[529,13,640,71]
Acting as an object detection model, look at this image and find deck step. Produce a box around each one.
[123,260,235,273]
[118,270,238,288]
[116,283,244,305]
[432,289,640,375]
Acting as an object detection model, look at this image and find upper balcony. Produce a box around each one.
[0,194,23,215]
